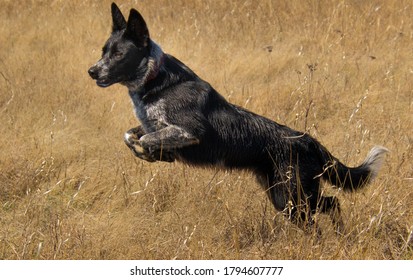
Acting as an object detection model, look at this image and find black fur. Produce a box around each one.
[89,3,388,233]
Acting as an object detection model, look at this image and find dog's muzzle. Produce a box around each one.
[88,65,100,80]
[88,63,113,88]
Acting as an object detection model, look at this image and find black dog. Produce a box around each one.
[89,3,388,233]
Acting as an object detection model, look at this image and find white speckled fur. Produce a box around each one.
[126,40,167,131]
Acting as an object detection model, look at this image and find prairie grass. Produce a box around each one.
[0,0,412,259]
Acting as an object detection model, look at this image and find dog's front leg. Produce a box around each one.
[124,125,184,162]
[139,125,200,158]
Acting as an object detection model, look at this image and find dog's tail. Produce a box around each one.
[319,146,388,191]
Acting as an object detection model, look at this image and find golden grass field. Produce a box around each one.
[0,0,412,260]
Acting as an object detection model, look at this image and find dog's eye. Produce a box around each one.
[113,52,123,59]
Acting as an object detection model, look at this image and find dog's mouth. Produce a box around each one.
[88,67,117,88]
[96,80,113,88]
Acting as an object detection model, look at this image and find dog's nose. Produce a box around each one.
[88,67,98,79]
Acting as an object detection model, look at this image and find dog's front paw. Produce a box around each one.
[124,127,177,163]
[124,130,156,162]
[139,141,176,163]
[148,148,176,162]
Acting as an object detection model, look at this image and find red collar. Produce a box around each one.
[145,54,165,83]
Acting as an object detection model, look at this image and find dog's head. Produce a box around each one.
[88,3,160,89]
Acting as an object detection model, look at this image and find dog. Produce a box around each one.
[88,3,388,233]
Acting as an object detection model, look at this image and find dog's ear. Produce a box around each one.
[111,3,126,32]
[124,9,150,47]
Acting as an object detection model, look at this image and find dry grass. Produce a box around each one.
[0,0,412,260]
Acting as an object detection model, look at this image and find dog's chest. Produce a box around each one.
[129,91,167,132]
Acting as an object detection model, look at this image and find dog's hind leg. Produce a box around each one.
[318,195,345,234]
[261,171,320,235]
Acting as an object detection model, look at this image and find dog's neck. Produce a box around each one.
[126,40,165,93]
[145,41,165,83]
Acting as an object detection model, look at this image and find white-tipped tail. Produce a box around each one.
[362,145,389,180]
[321,145,388,191]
